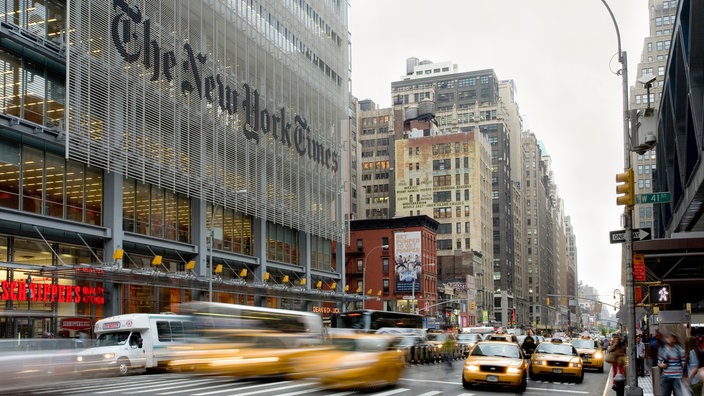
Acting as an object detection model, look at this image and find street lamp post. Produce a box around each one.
[362,244,388,309]
[600,1,639,393]
[411,263,434,314]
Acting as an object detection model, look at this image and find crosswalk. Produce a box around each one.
[15,372,588,396]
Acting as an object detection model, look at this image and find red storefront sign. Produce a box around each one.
[0,280,105,305]
[61,317,92,331]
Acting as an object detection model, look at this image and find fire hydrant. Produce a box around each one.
[613,373,625,396]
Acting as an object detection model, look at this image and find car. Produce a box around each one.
[456,333,483,356]
[426,332,457,361]
[571,337,605,373]
[485,332,519,344]
[290,334,406,390]
[462,341,528,392]
[397,335,434,364]
[529,339,584,383]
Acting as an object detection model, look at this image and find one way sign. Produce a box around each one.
[609,228,652,244]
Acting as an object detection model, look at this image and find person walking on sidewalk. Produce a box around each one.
[658,331,686,396]
[685,336,703,396]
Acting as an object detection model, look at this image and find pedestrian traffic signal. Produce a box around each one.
[616,168,635,207]
[648,284,671,304]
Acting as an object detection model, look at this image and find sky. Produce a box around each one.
[348,0,651,304]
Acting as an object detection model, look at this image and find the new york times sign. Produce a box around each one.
[110,0,339,172]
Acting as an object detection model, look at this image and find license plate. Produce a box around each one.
[553,368,563,374]
[486,375,498,382]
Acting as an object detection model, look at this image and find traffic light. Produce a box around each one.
[616,168,635,207]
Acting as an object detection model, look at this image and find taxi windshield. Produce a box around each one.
[536,342,576,356]
[96,331,131,347]
[471,343,521,358]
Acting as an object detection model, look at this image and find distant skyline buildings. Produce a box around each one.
[353,57,578,328]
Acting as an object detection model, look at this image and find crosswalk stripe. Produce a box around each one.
[193,380,292,395]
[368,388,410,396]
[130,378,214,394]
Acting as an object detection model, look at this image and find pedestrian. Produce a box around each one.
[522,329,537,357]
[658,331,686,396]
[685,336,702,396]
[637,334,647,377]
[607,334,627,390]
[442,334,456,370]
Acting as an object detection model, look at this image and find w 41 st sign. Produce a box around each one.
[609,228,652,244]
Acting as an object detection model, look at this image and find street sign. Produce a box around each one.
[633,253,646,281]
[402,295,415,300]
[609,228,652,244]
[636,192,671,204]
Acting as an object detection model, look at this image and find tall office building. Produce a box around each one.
[0,0,349,338]
[390,59,519,325]
[630,0,677,230]
[357,99,394,220]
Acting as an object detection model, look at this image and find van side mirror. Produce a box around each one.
[138,338,143,349]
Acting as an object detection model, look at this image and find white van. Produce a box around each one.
[76,313,190,375]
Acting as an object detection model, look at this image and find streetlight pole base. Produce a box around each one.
[625,385,643,396]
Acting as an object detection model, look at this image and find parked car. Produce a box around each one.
[462,341,528,392]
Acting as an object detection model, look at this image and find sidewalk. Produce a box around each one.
[605,363,655,396]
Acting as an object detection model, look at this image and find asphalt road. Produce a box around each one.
[10,362,612,396]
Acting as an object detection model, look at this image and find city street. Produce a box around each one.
[11,362,612,396]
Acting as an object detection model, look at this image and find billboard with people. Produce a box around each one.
[394,231,421,293]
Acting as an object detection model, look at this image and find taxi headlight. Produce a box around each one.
[507,367,521,374]
[536,360,547,366]
[594,351,603,359]
[104,353,115,359]
[76,356,83,362]
[466,364,480,372]
[568,361,581,368]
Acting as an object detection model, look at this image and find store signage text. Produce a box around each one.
[312,306,340,314]
[110,0,339,173]
[61,317,92,330]
[0,281,105,305]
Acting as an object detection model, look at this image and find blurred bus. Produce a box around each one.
[331,310,423,332]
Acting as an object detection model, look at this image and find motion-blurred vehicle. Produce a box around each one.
[461,340,528,392]
[571,337,604,372]
[0,338,85,389]
[290,333,406,390]
[168,330,316,377]
[456,333,483,356]
[529,339,584,383]
[167,302,326,378]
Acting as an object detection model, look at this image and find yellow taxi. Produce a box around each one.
[462,341,528,392]
[529,339,584,383]
[167,330,315,378]
[485,332,520,344]
[571,336,605,373]
[290,333,406,390]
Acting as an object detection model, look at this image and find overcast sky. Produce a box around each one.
[348,0,651,305]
